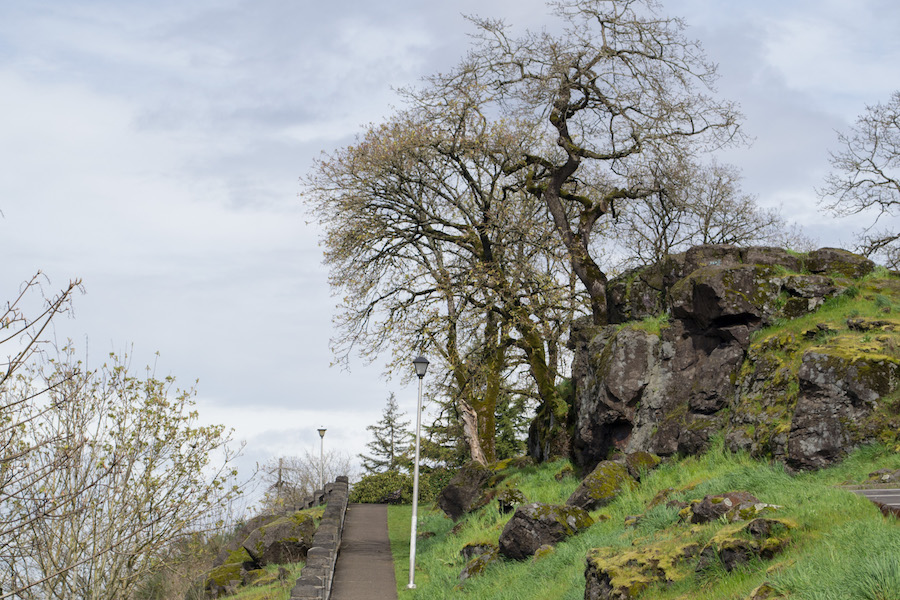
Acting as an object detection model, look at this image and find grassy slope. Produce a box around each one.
[384,270,900,599]
[388,444,900,599]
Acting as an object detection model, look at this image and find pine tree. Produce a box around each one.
[359,393,413,474]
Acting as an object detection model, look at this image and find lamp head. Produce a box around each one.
[412,355,429,378]
[317,428,326,439]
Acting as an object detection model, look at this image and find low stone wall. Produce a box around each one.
[290,476,349,600]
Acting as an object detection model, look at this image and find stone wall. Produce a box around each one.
[290,476,350,600]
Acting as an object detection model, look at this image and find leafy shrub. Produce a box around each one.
[350,471,415,503]
[350,467,458,503]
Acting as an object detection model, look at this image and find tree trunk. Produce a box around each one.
[458,398,488,466]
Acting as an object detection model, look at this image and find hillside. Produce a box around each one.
[388,445,900,599]
[385,248,900,600]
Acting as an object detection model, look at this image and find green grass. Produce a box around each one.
[226,562,306,600]
[387,443,900,599]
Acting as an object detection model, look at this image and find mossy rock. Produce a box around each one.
[806,247,875,279]
[696,518,794,572]
[458,547,500,583]
[242,511,316,565]
[206,561,246,590]
[585,542,699,600]
[499,502,595,560]
[624,451,662,480]
[567,461,634,511]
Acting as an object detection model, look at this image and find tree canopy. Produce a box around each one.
[303,0,787,465]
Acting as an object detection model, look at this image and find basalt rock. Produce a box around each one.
[458,547,500,583]
[498,503,594,560]
[241,512,316,565]
[567,461,634,511]
[786,344,900,470]
[436,462,495,521]
[561,244,897,473]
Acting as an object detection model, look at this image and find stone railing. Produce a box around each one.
[290,476,349,600]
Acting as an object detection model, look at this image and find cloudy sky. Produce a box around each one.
[2,0,898,503]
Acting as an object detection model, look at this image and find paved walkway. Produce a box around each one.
[848,487,900,517]
[330,504,399,600]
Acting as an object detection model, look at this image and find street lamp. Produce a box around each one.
[317,427,327,491]
[408,355,428,589]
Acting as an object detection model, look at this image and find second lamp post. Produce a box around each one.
[317,427,326,491]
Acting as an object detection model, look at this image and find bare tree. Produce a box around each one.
[612,159,787,268]
[258,450,353,514]
[1,349,241,600]
[433,0,745,323]
[819,90,900,269]
[0,274,240,600]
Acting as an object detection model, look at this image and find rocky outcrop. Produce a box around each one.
[200,476,350,600]
[786,344,900,470]
[498,503,594,560]
[564,244,899,472]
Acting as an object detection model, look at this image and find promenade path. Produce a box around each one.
[330,504,399,600]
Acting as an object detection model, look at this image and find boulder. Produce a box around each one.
[494,488,527,514]
[623,451,662,480]
[242,511,316,565]
[695,518,793,572]
[567,461,634,511]
[204,548,260,598]
[585,542,700,600]
[498,503,594,560]
[436,462,494,520]
[458,547,500,583]
[460,542,497,562]
[213,513,280,566]
[680,492,767,524]
[806,247,875,279]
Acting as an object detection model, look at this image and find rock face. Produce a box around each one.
[498,503,594,560]
[786,345,900,470]
[564,244,899,472]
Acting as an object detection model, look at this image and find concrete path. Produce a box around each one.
[330,504,399,600]
[848,487,900,517]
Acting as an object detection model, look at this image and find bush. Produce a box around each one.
[350,471,414,503]
[350,467,458,504]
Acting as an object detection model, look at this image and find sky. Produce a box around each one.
[1,0,899,507]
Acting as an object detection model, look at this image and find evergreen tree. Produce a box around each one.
[359,393,413,474]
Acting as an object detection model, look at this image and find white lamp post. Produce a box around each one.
[408,355,428,589]
[317,427,327,491]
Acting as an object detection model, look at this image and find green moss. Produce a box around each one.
[582,462,633,506]
[207,562,244,588]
